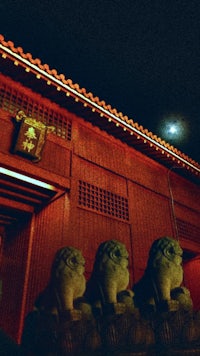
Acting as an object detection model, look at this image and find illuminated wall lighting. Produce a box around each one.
[0,167,55,190]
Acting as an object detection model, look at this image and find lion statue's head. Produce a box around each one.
[35,246,86,313]
[93,239,129,273]
[133,237,192,312]
[51,246,85,279]
[85,240,131,308]
[147,236,183,270]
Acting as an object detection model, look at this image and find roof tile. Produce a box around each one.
[0,34,199,173]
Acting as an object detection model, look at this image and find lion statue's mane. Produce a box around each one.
[35,246,86,314]
[133,236,192,311]
[85,239,132,309]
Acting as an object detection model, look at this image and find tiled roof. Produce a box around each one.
[0,34,199,179]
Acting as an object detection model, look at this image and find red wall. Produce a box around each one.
[184,256,200,311]
[0,77,199,341]
[0,217,31,339]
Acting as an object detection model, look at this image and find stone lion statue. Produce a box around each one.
[35,246,87,317]
[85,240,134,314]
[133,236,193,312]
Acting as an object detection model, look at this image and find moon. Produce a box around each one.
[158,114,189,145]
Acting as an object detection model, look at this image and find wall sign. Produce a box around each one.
[14,111,55,162]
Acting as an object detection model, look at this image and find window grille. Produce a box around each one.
[176,218,199,243]
[78,180,129,221]
[0,81,72,140]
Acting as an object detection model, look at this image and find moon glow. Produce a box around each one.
[159,114,189,145]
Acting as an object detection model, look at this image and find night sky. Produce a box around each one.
[1,0,199,163]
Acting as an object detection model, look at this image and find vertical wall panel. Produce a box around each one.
[73,119,170,197]
[0,110,13,152]
[74,122,127,179]
[128,181,174,282]
[66,154,133,281]
[168,173,200,213]
[37,137,71,178]
[174,202,200,228]
[184,256,200,310]
[24,194,69,316]
[0,216,31,340]
[72,154,128,196]
[70,208,133,283]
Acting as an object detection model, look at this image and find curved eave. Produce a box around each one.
[0,36,199,182]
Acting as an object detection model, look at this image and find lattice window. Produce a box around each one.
[0,81,72,140]
[176,218,199,243]
[78,180,129,221]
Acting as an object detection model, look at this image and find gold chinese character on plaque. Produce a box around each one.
[13,111,55,162]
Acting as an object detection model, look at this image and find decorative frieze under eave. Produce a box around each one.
[0,35,200,183]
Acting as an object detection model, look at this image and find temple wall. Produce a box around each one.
[0,218,31,339]
[0,77,199,340]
